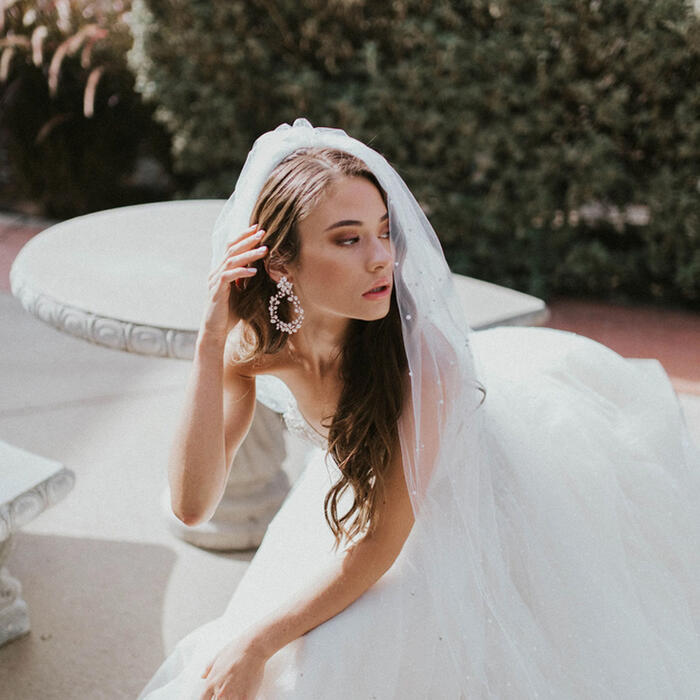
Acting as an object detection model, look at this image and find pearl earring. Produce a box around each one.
[268,275,304,334]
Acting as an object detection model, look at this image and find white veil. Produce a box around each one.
[208,118,700,697]
[209,118,496,692]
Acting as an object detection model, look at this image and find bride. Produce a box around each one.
[138,118,700,700]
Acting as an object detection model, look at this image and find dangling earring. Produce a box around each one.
[268,275,304,334]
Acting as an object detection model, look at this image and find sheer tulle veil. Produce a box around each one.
[209,117,500,693]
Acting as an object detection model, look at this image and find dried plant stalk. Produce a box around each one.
[83,64,104,117]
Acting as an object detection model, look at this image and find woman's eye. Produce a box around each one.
[337,231,390,246]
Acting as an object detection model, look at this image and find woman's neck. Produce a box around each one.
[286,314,351,381]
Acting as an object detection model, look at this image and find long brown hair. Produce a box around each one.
[228,146,408,550]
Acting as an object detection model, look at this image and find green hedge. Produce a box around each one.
[127,1,698,308]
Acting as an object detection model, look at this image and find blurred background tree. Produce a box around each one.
[126,0,699,307]
[0,0,173,218]
[2,0,698,308]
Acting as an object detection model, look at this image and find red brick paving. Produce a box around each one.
[0,223,46,293]
[2,212,698,395]
[543,297,700,396]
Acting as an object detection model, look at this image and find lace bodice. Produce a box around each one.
[255,373,329,449]
[282,402,329,450]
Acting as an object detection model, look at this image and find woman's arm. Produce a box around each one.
[199,405,417,697]
[168,330,256,526]
[242,443,415,659]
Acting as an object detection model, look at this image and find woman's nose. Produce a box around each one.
[367,236,393,270]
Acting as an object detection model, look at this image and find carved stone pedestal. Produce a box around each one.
[0,441,75,646]
[0,538,29,646]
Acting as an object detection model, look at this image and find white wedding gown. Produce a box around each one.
[138,326,700,699]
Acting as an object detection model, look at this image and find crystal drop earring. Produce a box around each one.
[268,275,304,334]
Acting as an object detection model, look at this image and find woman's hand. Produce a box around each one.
[200,223,269,346]
[198,634,268,700]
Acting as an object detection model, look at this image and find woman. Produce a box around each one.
[139,119,700,699]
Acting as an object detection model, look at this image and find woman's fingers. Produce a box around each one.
[209,244,267,287]
[227,245,268,267]
[210,233,260,279]
[201,656,214,678]
[226,226,266,256]
[208,247,267,291]
[214,266,262,297]
[230,223,261,246]
[209,228,266,283]
[215,246,267,279]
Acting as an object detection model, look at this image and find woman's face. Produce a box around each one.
[282,175,395,323]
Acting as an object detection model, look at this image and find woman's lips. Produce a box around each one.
[362,284,391,299]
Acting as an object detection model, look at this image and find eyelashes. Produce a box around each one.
[338,231,391,246]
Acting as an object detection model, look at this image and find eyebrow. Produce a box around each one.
[324,211,389,232]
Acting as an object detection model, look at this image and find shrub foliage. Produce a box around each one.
[5,1,697,306]
[0,0,172,217]
[128,0,699,306]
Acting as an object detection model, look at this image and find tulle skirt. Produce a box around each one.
[138,326,700,699]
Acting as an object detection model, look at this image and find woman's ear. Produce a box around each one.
[264,258,292,286]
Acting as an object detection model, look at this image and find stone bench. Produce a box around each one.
[10,200,548,550]
[0,440,75,646]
